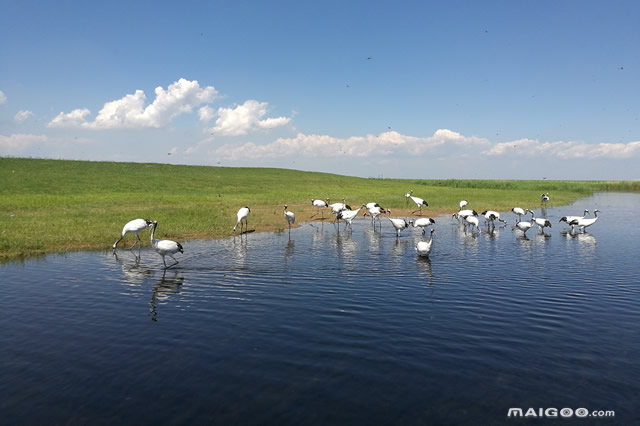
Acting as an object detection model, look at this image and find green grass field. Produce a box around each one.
[1,157,638,261]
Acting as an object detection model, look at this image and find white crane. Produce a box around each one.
[512,207,526,222]
[337,204,364,229]
[112,218,153,250]
[529,209,552,232]
[150,221,183,269]
[453,209,478,223]
[569,209,600,232]
[459,200,468,210]
[465,214,480,232]
[541,193,550,204]
[283,204,295,232]
[559,209,589,230]
[366,204,387,225]
[411,217,435,235]
[387,211,410,237]
[514,211,535,235]
[327,198,350,222]
[406,190,429,215]
[416,228,435,258]
[311,199,328,218]
[481,210,507,227]
[233,206,250,233]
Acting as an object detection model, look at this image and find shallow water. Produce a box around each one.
[1,193,638,424]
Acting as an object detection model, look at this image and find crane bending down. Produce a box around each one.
[150,221,183,269]
[481,210,507,227]
[406,190,429,215]
[529,210,552,232]
[388,211,410,237]
[113,218,153,250]
[283,204,295,232]
[233,207,251,233]
[514,210,535,235]
[412,217,435,235]
[416,228,435,257]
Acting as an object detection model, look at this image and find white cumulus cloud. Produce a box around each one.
[48,78,217,129]
[210,100,291,136]
[214,129,488,161]
[13,110,33,123]
[198,105,215,122]
[0,90,6,104]
[484,139,640,159]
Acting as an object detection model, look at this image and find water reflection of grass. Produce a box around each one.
[1,157,638,260]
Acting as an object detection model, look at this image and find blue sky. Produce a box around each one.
[1,0,639,179]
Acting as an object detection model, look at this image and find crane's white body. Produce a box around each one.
[465,215,480,232]
[515,213,535,235]
[570,209,600,231]
[416,229,435,257]
[406,190,428,215]
[388,217,410,237]
[453,209,478,222]
[233,207,251,233]
[367,204,387,224]
[150,221,183,269]
[512,207,526,222]
[560,209,589,230]
[529,210,552,232]
[283,205,295,230]
[113,218,153,250]
[481,210,507,226]
[328,199,350,221]
[541,193,550,204]
[311,199,328,218]
[459,200,468,210]
[337,205,363,228]
[412,217,435,235]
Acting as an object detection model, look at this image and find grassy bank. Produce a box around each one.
[1,157,638,261]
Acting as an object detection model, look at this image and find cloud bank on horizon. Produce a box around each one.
[1,78,639,179]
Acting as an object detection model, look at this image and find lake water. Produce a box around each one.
[1,193,638,425]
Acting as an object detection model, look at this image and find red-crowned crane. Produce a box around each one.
[512,207,526,223]
[560,209,589,231]
[233,207,250,233]
[387,210,410,237]
[283,204,295,232]
[514,210,535,235]
[406,190,429,216]
[416,228,435,257]
[311,199,328,218]
[481,210,507,227]
[411,217,435,235]
[529,210,552,232]
[569,209,600,232]
[337,204,364,229]
[113,218,153,250]
[150,221,183,269]
[541,193,550,205]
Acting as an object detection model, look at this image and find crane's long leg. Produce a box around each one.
[167,255,179,269]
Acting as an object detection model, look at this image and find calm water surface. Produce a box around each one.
[1,193,638,425]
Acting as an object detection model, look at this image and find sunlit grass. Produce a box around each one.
[1,157,638,260]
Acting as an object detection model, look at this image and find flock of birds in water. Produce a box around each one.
[112,190,600,269]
